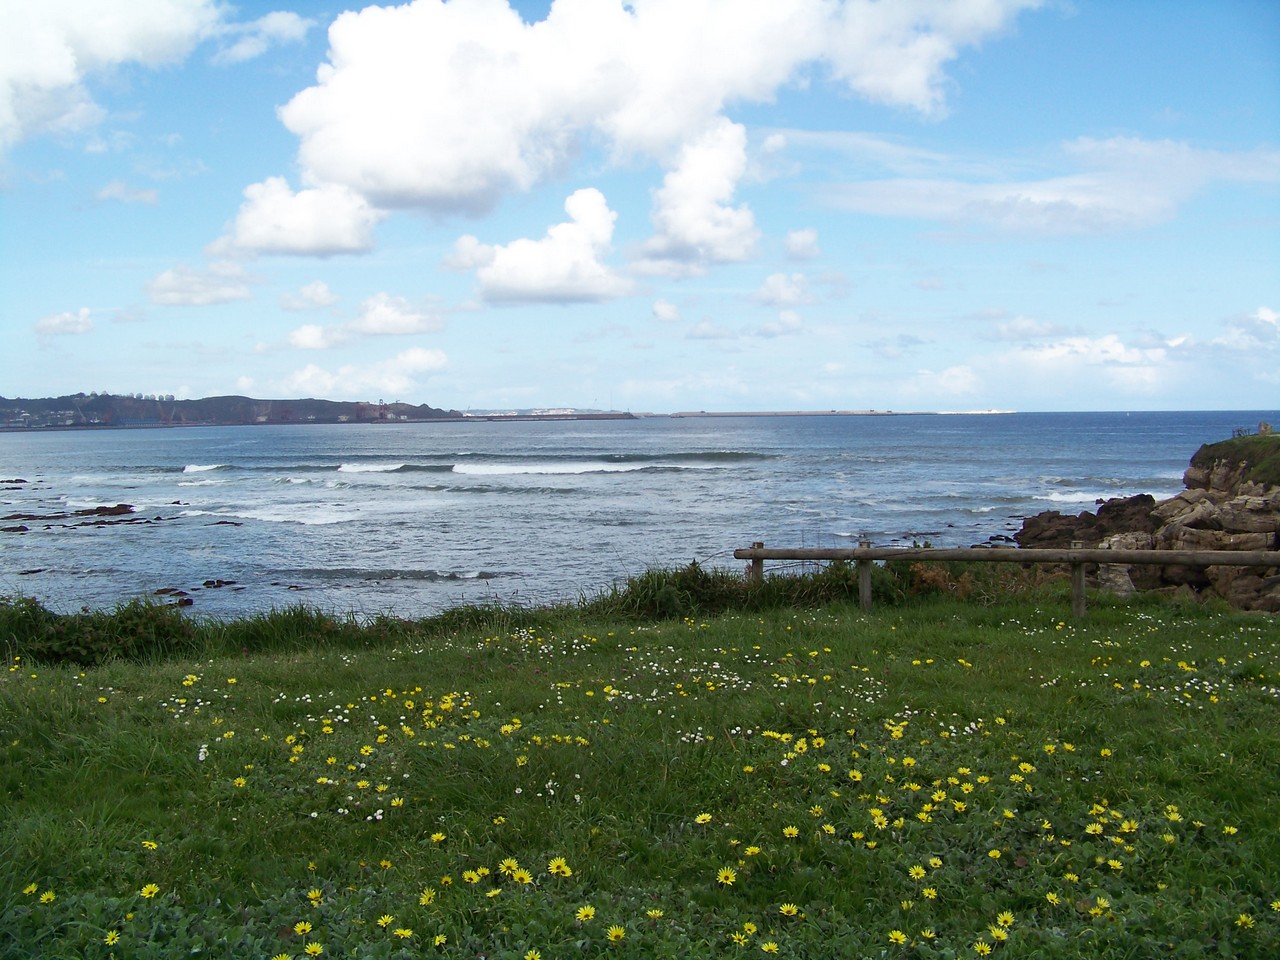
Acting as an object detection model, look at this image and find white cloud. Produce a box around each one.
[0,1,223,150]
[282,346,448,398]
[826,138,1280,235]
[288,323,347,350]
[350,292,443,335]
[35,306,93,335]
[652,299,681,323]
[287,292,441,348]
[281,280,340,311]
[687,319,737,340]
[147,261,253,305]
[1213,306,1279,351]
[757,309,803,338]
[455,188,633,303]
[212,177,386,257]
[96,180,158,204]
[269,0,1035,219]
[754,272,812,306]
[211,11,314,66]
[634,119,758,275]
[784,227,821,260]
[907,364,980,397]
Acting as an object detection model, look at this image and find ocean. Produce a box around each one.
[2,410,1273,619]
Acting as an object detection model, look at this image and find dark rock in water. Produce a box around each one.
[74,503,135,517]
[210,520,242,526]
[174,596,194,607]
[2,524,29,533]
[201,579,237,588]
[1,479,28,484]
[18,568,44,575]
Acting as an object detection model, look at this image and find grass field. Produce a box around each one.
[2,582,1278,959]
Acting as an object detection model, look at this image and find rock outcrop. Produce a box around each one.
[1014,430,1280,611]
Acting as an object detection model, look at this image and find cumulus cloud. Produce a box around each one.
[265,0,1038,228]
[287,292,441,349]
[211,11,314,65]
[282,346,448,398]
[211,177,386,257]
[784,227,821,260]
[350,292,443,335]
[35,306,93,335]
[0,1,223,150]
[754,272,812,306]
[147,261,253,306]
[281,280,340,311]
[634,119,758,275]
[652,299,681,323]
[1213,306,1279,351]
[96,180,158,204]
[826,137,1280,235]
[451,188,633,303]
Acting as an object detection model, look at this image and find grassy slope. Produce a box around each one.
[2,593,1278,959]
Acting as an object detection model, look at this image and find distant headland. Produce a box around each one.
[1,393,1015,430]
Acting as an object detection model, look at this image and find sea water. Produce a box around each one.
[1,410,1273,618]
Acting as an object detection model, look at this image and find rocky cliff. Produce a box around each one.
[1015,428,1279,611]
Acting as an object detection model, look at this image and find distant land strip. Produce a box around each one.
[1,393,1017,431]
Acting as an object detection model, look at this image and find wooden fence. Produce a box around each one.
[732,542,1279,618]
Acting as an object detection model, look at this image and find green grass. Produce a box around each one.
[1,580,1278,959]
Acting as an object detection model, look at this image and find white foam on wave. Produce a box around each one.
[1035,490,1121,504]
[183,463,224,473]
[177,478,228,487]
[453,462,647,476]
[338,463,405,473]
[182,505,357,525]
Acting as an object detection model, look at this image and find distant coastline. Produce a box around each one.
[2,392,1020,431]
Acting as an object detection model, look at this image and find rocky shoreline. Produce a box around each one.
[1014,430,1280,611]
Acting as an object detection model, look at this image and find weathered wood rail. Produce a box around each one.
[733,542,1279,618]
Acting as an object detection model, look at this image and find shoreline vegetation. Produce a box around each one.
[2,564,1278,958]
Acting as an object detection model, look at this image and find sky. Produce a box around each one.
[2,0,1277,414]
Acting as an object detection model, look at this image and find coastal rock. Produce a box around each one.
[1014,433,1280,611]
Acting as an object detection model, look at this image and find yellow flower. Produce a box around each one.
[377,914,395,928]
[996,911,1015,927]
[782,826,799,838]
[576,905,596,923]
[908,865,926,879]
[731,932,748,945]
[23,884,37,896]
[393,928,413,939]
[922,887,937,900]
[294,921,313,936]
[141,840,158,850]
[1236,914,1255,929]
[139,884,159,900]
[499,857,520,876]
[606,925,625,942]
[304,944,324,957]
[525,951,542,960]
[39,890,55,903]
[430,832,445,843]
[547,856,572,877]
[646,908,664,919]
[695,812,713,824]
[717,866,737,886]
[1045,892,1062,905]
[974,942,992,956]
[987,849,1000,860]
[888,929,907,944]
[419,888,436,906]
[743,922,758,935]
[919,928,936,940]
[761,942,779,954]
[307,889,323,905]
[780,903,799,917]
[434,934,447,945]
[104,931,120,945]
[513,868,533,884]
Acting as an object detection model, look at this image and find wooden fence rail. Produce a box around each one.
[732,542,1279,618]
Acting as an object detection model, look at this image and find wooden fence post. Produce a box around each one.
[857,539,873,611]
[749,542,765,585]
[1070,540,1087,619]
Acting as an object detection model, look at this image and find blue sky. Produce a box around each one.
[2,0,1277,413]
